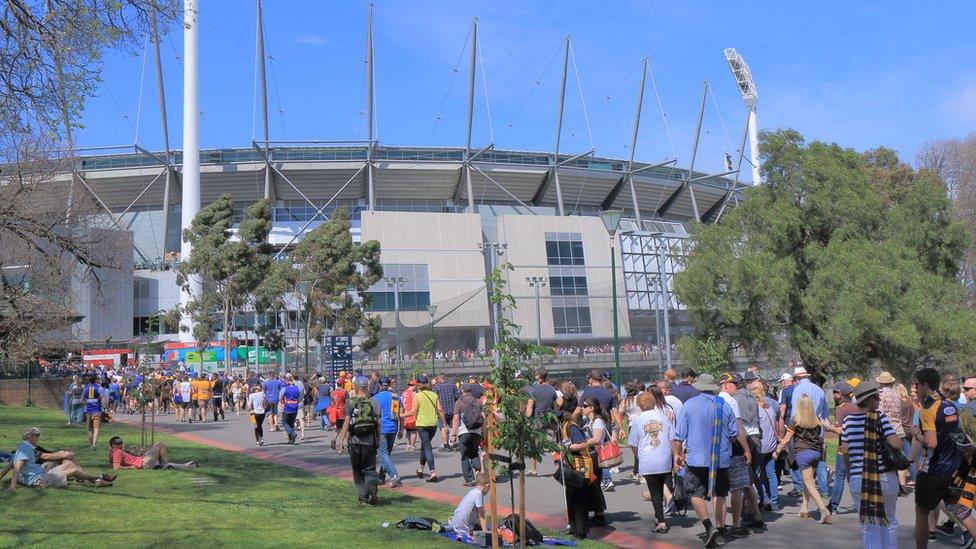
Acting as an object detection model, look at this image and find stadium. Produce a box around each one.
[35,3,758,373]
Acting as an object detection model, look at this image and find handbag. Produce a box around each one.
[597,440,623,469]
[876,417,910,471]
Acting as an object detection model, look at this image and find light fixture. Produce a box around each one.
[599,209,623,237]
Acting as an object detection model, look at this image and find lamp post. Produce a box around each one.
[525,277,546,347]
[427,304,438,375]
[599,209,623,387]
[478,241,507,369]
[385,276,406,383]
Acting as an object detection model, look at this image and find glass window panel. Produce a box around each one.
[570,241,585,265]
[546,241,559,265]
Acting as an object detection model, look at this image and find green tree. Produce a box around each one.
[674,130,976,381]
[485,263,555,547]
[176,194,272,370]
[283,208,382,368]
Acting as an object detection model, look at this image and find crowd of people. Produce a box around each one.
[8,357,976,549]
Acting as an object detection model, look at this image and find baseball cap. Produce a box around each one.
[779,373,793,382]
[793,365,810,378]
[416,373,429,384]
[719,372,742,385]
[470,384,485,398]
[831,381,853,395]
[680,368,698,378]
[353,377,369,389]
[408,379,417,386]
[378,375,390,386]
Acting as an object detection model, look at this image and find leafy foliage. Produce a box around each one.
[674,130,976,380]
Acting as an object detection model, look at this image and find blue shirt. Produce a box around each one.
[373,390,400,434]
[280,385,301,414]
[13,441,45,486]
[779,386,795,422]
[791,379,828,420]
[675,393,737,469]
[671,381,701,403]
[83,383,103,414]
[263,379,284,403]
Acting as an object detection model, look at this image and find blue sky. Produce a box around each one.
[77,1,976,175]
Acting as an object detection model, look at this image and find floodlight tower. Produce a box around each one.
[724,48,760,185]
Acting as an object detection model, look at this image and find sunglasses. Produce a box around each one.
[965,386,976,391]
[582,404,594,408]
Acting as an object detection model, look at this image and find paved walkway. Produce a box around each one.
[128,411,957,548]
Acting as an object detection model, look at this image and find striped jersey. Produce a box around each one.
[840,411,896,477]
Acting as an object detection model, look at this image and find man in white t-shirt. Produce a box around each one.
[448,472,489,537]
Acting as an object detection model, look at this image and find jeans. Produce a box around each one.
[458,433,482,482]
[378,432,399,479]
[830,453,848,510]
[71,403,85,424]
[212,397,224,420]
[418,426,437,472]
[349,443,379,502]
[762,452,779,507]
[282,411,298,440]
[850,472,899,549]
[903,438,915,482]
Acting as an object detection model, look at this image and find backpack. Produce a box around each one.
[460,395,484,430]
[395,516,442,532]
[502,514,544,546]
[554,421,595,487]
[952,404,976,454]
[349,396,377,436]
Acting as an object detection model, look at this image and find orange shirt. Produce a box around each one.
[191,378,211,400]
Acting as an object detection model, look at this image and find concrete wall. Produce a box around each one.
[71,230,134,342]
[360,210,490,331]
[498,214,631,343]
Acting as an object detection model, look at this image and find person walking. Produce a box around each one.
[67,375,85,425]
[672,389,739,548]
[329,376,349,449]
[314,376,332,431]
[262,371,284,433]
[191,373,211,423]
[337,378,381,505]
[825,381,859,514]
[840,381,904,548]
[452,383,484,486]
[558,401,596,539]
[400,380,418,450]
[629,388,675,534]
[579,397,610,527]
[790,366,830,496]
[210,373,226,422]
[434,375,460,451]
[373,375,403,488]
[671,368,701,403]
[279,373,302,444]
[82,375,105,449]
[406,374,446,482]
[773,394,831,524]
[247,384,268,446]
[753,379,781,511]
[526,368,558,476]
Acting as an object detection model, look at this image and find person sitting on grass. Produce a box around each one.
[108,437,198,470]
[447,471,489,538]
[1,427,115,490]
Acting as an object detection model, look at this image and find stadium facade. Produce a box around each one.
[40,1,758,367]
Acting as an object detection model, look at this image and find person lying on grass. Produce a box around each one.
[0,427,115,490]
[108,437,198,470]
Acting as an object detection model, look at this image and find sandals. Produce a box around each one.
[797,512,810,519]
[653,524,669,534]
[416,469,424,479]
[426,474,439,483]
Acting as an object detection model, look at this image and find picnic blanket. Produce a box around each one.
[437,529,577,547]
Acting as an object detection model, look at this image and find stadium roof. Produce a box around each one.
[73,144,746,223]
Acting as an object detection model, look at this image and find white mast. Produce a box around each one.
[724,47,760,185]
[179,0,201,341]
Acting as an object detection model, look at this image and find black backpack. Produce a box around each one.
[502,514,544,545]
[459,395,484,430]
[349,396,377,436]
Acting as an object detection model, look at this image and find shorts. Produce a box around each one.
[85,412,102,430]
[729,455,752,490]
[444,413,455,428]
[38,463,70,487]
[180,401,190,409]
[142,451,159,470]
[795,449,822,471]
[946,502,973,521]
[915,472,956,511]
[197,399,209,408]
[684,466,730,499]
[267,403,279,416]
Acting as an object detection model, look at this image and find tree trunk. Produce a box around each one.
[487,400,499,549]
[224,298,232,372]
[518,433,526,549]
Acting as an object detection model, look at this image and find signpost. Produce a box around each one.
[327,336,353,379]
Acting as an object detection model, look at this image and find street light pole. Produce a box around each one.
[479,242,507,369]
[599,210,624,388]
[427,304,438,375]
[385,276,406,383]
[526,276,547,347]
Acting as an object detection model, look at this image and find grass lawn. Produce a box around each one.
[0,406,609,548]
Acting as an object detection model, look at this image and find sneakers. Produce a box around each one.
[727,526,751,539]
[744,519,765,530]
[600,480,615,492]
[786,489,801,498]
[388,476,402,488]
[366,484,379,505]
[937,519,955,535]
[962,535,975,549]
[704,528,720,548]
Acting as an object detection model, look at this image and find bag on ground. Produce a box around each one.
[501,513,544,546]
